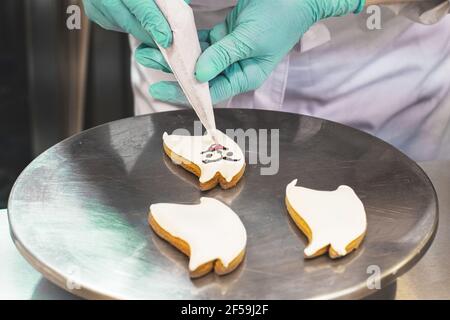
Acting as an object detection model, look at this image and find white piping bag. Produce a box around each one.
[154,0,218,142]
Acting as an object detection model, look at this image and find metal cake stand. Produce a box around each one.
[7,109,438,299]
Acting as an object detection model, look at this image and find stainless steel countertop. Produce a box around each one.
[396,161,450,299]
[1,110,448,300]
[1,159,446,299]
[0,209,78,300]
[5,110,439,299]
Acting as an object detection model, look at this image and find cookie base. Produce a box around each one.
[163,143,245,191]
[285,197,365,259]
[149,213,246,278]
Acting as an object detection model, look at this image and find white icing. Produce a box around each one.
[163,130,245,183]
[286,179,367,257]
[150,197,247,271]
[155,0,217,140]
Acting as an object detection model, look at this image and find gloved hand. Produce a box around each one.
[83,0,191,48]
[136,0,365,106]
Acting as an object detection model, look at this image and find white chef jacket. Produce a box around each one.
[130,0,450,161]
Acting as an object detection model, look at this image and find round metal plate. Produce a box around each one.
[8,109,438,299]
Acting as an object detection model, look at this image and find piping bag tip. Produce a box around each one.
[207,128,220,144]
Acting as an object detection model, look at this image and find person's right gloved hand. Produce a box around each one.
[136,0,365,106]
[83,0,190,48]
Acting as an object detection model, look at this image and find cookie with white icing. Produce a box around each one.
[163,130,245,191]
[285,179,367,259]
[149,197,247,278]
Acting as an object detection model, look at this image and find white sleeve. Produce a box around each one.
[386,1,450,25]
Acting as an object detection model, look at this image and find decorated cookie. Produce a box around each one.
[149,197,247,278]
[285,179,367,259]
[163,130,245,191]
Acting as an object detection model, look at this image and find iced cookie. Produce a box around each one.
[285,179,367,259]
[163,130,245,191]
[149,197,247,278]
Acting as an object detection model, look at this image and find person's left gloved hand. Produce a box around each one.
[83,0,190,47]
[135,0,365,106]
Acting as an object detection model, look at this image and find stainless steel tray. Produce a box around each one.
[7,109,438,299]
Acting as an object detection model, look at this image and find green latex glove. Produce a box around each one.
[83,0,191,48]
[135,30,211,74]
[136,0,365,106]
